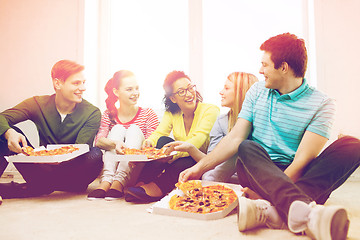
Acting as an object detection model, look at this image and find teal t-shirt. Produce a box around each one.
[238,79,335,165]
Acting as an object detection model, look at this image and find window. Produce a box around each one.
[202,0,306,109]
[84,0,314,113]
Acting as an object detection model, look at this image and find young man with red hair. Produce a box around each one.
[179,33,360,239]
[0,60,103,200]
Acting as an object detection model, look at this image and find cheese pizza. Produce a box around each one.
[169,180,238,214]
[119,147,169,160]
[21,145,79,156]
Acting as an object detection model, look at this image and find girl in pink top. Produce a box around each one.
[87,70,159,200]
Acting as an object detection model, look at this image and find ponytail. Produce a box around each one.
[105,77,118,122]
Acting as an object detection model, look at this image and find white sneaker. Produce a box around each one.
[288,201,349,240]
[237,197,285,232]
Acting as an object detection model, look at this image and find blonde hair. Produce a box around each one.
[227,72,258,132]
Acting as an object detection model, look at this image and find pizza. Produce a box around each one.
[169,180,238,214]
[21,145,79,156]
[119,147,169,160]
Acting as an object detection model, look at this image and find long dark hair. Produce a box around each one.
[163,70,203,114]
[104,70,134,122]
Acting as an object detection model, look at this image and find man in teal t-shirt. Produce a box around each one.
[179,33,360,239]
[0,60,103,200]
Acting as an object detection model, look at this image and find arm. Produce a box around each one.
[179,117,252,182]
[143,108,159,139]
[284,131,328,182]
[143,111,173,148]
[172,104,219,159]
[165,141,206,162]
[4,128,28,153]
[165,114,226,162]
[0,98,35,152]
[75,108,101,145]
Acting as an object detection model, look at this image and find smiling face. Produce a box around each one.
[220,79,235,108]
[259,51,285,90]
[113,75,139,107]
[55,71,86,104]
[170,77,197,113]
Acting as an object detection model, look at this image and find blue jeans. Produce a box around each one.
[0,127,103,197]
[236,136,360,223]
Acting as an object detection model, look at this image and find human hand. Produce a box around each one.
[114,141,126,154]
[5,128,27,153]
[142,140,153,149]
[164,141,194,153]
[241,187,263,200]
[178,164,203,182]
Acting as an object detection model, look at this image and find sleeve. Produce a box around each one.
[75,108,101,146]
[306,97,336,139]
[238,82,259,122]
[146,111,173,146]
[185,104,220,149]
[143,108,159,139]
[94,110,112,144]
[174,104,219,159]
[0,97,35,137]
[207,115,227,153]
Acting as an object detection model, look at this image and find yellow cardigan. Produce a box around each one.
[147,102,220,162]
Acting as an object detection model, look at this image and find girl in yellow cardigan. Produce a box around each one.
[124,70,219,202]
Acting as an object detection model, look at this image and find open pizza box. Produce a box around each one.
[5,144,89,163]
[151,180,243,220]
[104,150,177,162]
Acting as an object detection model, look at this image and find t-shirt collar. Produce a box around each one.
[270,78,308,100]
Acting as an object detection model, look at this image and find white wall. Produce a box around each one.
[0,0,359,141]
[314,0,360,140]
[0,0,84,110]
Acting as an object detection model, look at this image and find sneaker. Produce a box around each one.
[105,189,124,201]
[237,197,285,232]
[87,189,106,200]
[288,201,349,240]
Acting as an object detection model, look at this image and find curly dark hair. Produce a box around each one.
[260,33,307,78]
[162,70,203,114]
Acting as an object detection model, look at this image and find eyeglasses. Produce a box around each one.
[173,84,196,97]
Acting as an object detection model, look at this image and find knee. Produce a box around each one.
[156,136,174,149]
[237,140,256,158]
[87,147,104,168]
[171,157,196,170]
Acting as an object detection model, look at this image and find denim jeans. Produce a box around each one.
[0,127,103,197]
[236,136,360,223]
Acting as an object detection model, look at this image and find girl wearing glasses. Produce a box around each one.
[124,70,219,202]
[164,72,258,183]
[87,70,159,200]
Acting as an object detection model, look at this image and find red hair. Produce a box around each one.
[105,70,134,121]
[51,60,84,81]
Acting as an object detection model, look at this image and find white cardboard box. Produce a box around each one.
[104,150,177,162]
[152,181,243,220]
[5,144,89,163]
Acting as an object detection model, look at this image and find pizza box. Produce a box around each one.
[151,181,243,220]
[5,144,89,163]
[104,150,177,162]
